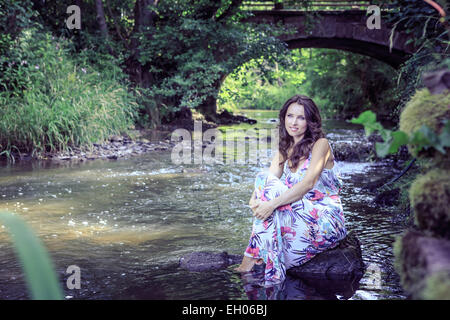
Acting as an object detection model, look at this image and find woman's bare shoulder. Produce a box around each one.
[312,138,330,150]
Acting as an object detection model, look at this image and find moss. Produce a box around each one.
[393,229,450,299]
[393,230,427,295]
[422,271,450,300]
[393,233,407,285]
[409,169,450,239]
[399,88,450,159]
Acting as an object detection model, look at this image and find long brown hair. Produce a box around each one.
[278,94,325,170]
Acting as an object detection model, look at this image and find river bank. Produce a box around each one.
[2,122,411,166]
[1,105,412,173]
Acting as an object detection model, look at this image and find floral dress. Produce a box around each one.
[244,142,347,286]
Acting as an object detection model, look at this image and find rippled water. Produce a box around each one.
[0,111,407,300]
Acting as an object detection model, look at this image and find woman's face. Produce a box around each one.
[284,102,307,143]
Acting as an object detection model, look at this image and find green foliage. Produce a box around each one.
[136,0,288,119]
[0,28,138,161]
[350,110,449,158]
[409,168,450,239]
[422,271,450,300]
[303,49,401,120]
[0,211,63,300]
[385,0,449,117]
[0,0,35,55]
[218,55,303,111]
[399,88,450,159]
[219,48,401,119]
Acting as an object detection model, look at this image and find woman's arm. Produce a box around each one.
[248,189,257,206]
[253,138,331,220]
[249,149,284,212]
[268,149,284,178]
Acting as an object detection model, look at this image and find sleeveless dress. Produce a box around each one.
[244,141,347,286]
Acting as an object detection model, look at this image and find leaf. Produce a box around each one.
[375,140,392,158]
[409,125,437,155]
[389,130,410,153]
[350,111,385,136]
[0,211,63,300]
[350,110,376,125]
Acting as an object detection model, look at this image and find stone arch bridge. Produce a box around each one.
[242,1,415,68]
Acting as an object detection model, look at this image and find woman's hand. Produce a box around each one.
[249,197,260,213]
[253,200,275,221]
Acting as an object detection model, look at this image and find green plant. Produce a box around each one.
[350,110,450,158]
[0,28,138,162]
[385,0,449,117]
[0,211,63,300]
[218,48,400,120]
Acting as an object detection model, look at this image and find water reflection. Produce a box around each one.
[240,268,363,300]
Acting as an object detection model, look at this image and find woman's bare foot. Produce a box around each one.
[234,256,264,273]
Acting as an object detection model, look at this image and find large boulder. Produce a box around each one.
[287,231,365,280]
[179,232,365,281]
[393,229,450,299]
[409,168,450,240]
[179,251,242,272]
[332,141,373,162]
[422,69,450,95]
[399,87,450,162]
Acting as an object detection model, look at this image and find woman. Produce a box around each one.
[234,94,347,286]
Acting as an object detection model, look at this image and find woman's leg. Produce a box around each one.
[236,171,288,283]
[233,256,263,273]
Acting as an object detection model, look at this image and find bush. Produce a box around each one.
[0,28,138,161]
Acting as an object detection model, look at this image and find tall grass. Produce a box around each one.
[0,28,139,162]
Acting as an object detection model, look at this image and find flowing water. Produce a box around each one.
[0,110,407,300]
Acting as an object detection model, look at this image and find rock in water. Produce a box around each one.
[287,231,365,280]
[179,232,365,280]
[179,251,242,272]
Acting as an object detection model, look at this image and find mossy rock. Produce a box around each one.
[422,271,450,300]
[399,88,450,160]
[393,230,450,299]
[409,169,450,239]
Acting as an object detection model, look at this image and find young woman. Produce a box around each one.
[234,94,347,286]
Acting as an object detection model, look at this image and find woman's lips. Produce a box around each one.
[290,127,299,132]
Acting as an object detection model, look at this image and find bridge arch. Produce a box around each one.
[244,9,415,68]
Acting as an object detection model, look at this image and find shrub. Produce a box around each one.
[0,28,138,161]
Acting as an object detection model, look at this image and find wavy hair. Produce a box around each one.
[278,94,325,170]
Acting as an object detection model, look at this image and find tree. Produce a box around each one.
[19,1,288,127]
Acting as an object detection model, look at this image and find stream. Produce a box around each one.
[0,110,407,300]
